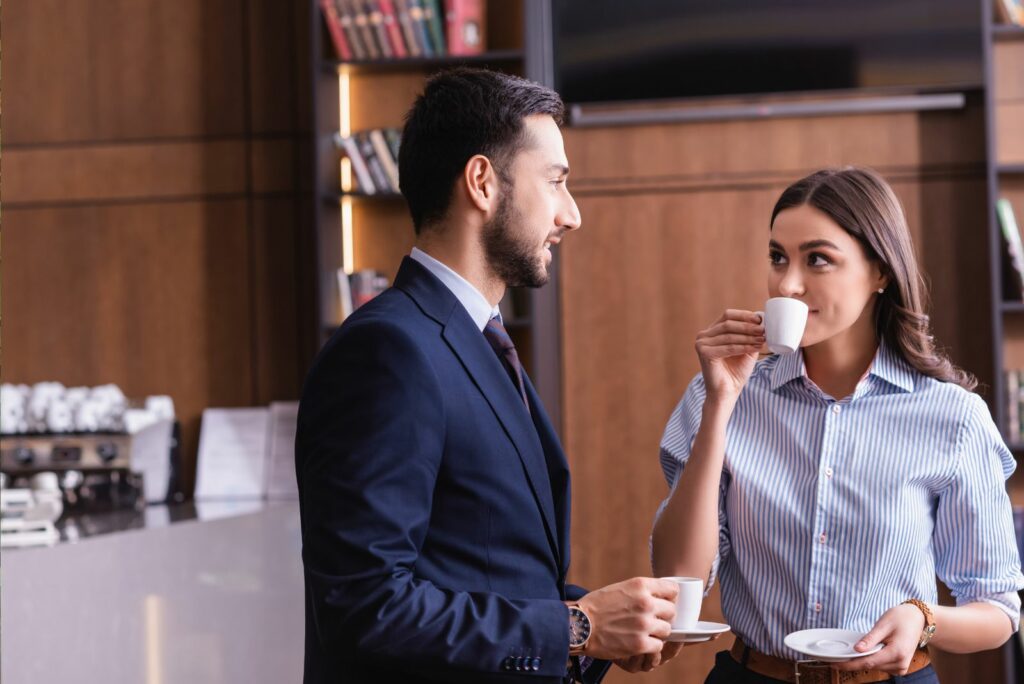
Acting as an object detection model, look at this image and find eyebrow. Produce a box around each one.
[548,163,570,175]
[769,239,841,252]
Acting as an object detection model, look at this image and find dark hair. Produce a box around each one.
[398,67,565,234]
[771,167,977,391]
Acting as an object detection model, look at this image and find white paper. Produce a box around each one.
[130,418,175,503]
[264,401,300,500]
[194,408,269,500]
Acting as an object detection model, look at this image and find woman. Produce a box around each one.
[651,167,1023,683]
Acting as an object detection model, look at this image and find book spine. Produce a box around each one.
[336,133,377,194]
[320,0,354,60]
[998,199,1024,299]
[1010,369,1020,443]
[336,0,369,60]
[384,128,402,166]
[365,0,394,59]
[357,132,392,192]
[445,0,485,56]
[350,0,382,60]
[369,129,400,192]
[395,0,423,57]
[408,0,434,57]
[378,0,408,59]
[423,0,447,56]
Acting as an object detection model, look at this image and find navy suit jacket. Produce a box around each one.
[296,257,609,683]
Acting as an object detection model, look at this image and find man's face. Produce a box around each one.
[482,115,581,288]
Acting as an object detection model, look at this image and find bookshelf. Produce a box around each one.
[987,0,1024,458]
[307,0,565,423]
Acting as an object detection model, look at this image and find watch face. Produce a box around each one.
[569,607,591,647]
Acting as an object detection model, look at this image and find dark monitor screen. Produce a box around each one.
[553,0,983,105]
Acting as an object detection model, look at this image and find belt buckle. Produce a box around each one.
[794,658,833,684]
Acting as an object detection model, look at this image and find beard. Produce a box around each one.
[481,187,550,289]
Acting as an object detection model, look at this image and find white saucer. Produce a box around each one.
[667,620,731,643]
[784,629,884,662]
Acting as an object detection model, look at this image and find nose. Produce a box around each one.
[777,267,805,297]
[558,189,582,233]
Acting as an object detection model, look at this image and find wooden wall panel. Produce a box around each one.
[560,105,994,684]
[2,0,312,492]
[3,142,248,205]
[4,0,246,144]
[994,41,1024,102]
[2,202,255,486]
[996,103,1024,165]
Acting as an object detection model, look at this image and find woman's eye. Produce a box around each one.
[808,253,831,267]
[769,252,787,265]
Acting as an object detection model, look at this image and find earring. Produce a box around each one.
[877,288,885,294]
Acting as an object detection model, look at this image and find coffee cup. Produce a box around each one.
[758,298,809,355]
[663,576,703,630]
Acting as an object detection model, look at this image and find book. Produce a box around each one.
[369,129,400,191]
[394,0,424,57]
[384,128,402,167]
[378,0,408,59]
[998,198,1024,300]
[445,0,485,56]
[1009,370,1020,443]
[423,0,448,55]
[356,131,393,192]
[407,0,435,57]
[348,0,382,60]
[336,268,354,321]
[336,0,369,60]
[320,0,354,60]
[335,132,377,194]
[995,0,1024,25]
[365,1,394,59]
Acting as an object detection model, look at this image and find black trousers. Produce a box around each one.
[703,650,940,684]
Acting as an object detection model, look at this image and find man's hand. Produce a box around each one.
[832,604,925,675]
[576,577,678,661]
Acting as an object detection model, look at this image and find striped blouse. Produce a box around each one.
[658,342,1024,659]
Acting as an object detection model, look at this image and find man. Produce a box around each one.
[296,68,681,683]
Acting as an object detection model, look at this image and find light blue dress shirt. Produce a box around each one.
[658,342,1024,660]
[410,247,500,332]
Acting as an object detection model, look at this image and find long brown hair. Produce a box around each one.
[770,167,976,391]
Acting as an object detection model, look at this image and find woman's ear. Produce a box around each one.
[463,154,498,214]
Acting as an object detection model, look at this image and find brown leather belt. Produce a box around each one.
[729,637,931,684]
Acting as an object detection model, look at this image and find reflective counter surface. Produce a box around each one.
[2,501,303,683]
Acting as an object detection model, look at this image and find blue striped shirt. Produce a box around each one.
[658,342,1024,659]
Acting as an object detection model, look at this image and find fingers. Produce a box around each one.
[647,578,680,601]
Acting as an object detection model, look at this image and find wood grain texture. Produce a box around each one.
[3,0,246,144]
[559,107,995,684]
[994,41,1024,103]
[1,0,312,492]
[996,103,1024,166]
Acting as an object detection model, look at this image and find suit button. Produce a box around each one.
[517,655,526,670]
[531,657,541,671]
[502,657,511,670]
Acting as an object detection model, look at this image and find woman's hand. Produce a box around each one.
[695,310,764,403]
[832,604,926,675]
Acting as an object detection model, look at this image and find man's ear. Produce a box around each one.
[463,154,498,214]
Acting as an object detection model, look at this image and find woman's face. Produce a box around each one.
[768,204,887,349]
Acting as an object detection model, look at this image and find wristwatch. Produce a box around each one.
[568,603,592,654]
[902,598,936,648]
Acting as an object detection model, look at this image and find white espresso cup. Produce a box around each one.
[759,297,809,355]
[663,576,703,630]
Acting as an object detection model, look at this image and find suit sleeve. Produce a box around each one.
[297,320,571,680]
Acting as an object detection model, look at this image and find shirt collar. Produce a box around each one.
[769,340,916,394]
[410,247,499,332]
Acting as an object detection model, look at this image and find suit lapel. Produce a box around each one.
[524,373,571,577]
[394,258,562,566]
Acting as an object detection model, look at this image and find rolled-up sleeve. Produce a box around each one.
[934,393,1024,631]
[653,374,731,592]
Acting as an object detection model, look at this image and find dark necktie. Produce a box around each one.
[483,315,530,411]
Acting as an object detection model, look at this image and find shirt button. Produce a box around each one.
[825,467,833,478]
[832,404,841,414]
[815,602,822,612]
[819,533,827,543]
